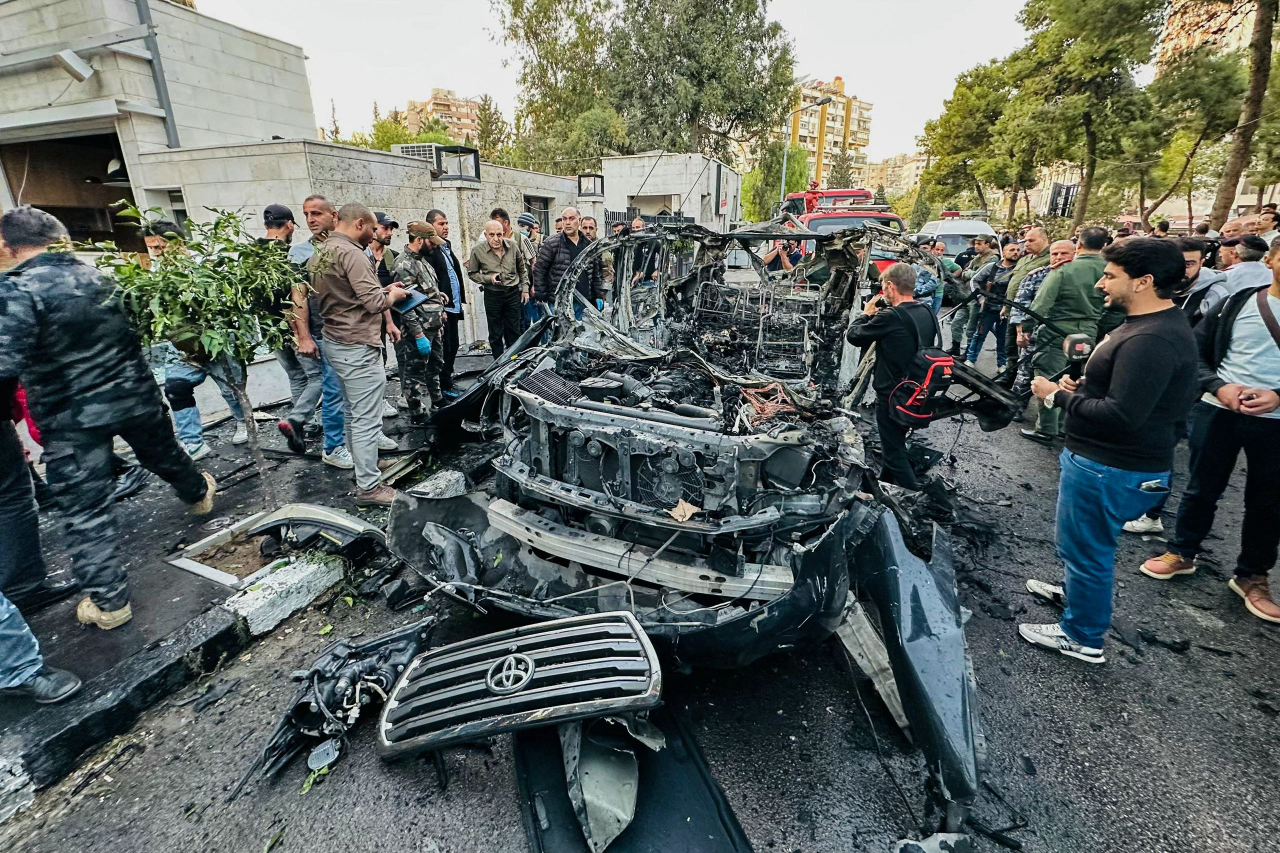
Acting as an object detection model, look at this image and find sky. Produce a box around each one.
[197,0,1028,162]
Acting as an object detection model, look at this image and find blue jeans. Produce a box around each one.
[931,293,943,314]
[966,314,1007,366]
[319,351,347,453]
[0,593,42,688]
[165,361,244,447]
[1056,449,1169,648]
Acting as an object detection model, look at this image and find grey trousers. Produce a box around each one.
[321,339,386,490]
[275,347,323,425]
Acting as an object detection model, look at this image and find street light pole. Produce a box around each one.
[779,95,833,206]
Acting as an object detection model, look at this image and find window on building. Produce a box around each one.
[524,195,552,233]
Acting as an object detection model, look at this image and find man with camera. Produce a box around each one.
[763,239,802,273]
[1020,238,1199,664]
[845,263,939,490]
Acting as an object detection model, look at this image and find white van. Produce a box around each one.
[916,219,999,259]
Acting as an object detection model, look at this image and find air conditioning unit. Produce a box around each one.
[391,143,440,161]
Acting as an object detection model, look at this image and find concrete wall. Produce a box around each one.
[601,153,740,230]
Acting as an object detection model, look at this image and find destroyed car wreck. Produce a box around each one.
[240,219,1028,851]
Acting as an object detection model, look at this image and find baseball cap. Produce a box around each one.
[374,212,399,229]
[406,221,445,246]
[263,204,294,226]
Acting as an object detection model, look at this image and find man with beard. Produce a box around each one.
[392,221,449,422]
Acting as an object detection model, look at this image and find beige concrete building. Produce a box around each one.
[867,152,929,197]
[405,89,480,141]
[601,152,741,231]
[785,77,871,188]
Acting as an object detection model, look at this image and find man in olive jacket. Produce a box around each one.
[1021,226,1109,441]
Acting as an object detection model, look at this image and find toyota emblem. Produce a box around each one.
[485,653,535,695]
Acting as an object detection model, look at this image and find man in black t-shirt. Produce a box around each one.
[846,262,939,489]
[1021,238,1198,665]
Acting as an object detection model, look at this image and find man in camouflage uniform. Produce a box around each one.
[0,207,217,631]
[392,221,448,423]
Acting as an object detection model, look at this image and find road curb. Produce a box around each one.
[0,606,249,822]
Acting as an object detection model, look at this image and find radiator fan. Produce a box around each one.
[634,453,704,509]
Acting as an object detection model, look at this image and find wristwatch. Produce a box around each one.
[1041,389,1056,408]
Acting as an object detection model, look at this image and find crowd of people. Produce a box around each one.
[850,209,1280,666]
[1,192,1277,704]
[0,199,621,704]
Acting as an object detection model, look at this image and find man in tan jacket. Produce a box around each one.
[308,203,406,506]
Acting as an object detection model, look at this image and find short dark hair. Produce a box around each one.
[1154,219,1170,233]
[582,216,597,226]
[1175,236,1208,257]
[425,209,446,226]
[1078,226,1108,251]
[140,218,185,240]
[490,207,510,224]
[1101,237,1185,298]
[1193,222,1210,235]
[0,206,69,249]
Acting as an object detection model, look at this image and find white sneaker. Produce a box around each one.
[322,446,355,469]
[1026,579,1066,608]
[375,431,399,451]
[382,400,398,418]
[231,421,252,445]
[1122,515,1163,535]
[185,442,211,461]
[1018,622,1105,664]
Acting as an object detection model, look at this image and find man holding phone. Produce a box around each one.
[1140,237,1280,623]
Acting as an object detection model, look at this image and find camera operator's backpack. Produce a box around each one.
[886,303,953,428]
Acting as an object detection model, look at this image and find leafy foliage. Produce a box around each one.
[90,204,295,365]
[491,0,794,168]
[490,0,613,130]
[605,0,794,161]
[741,140,809,221]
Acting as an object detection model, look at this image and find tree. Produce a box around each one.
[742,139,808,221]
[1011,0,1165,228]
[1246,61,1280,205]
[92,206,297,507]
[605,0,794,161]
[826,148,854,189]
[475,95,511,160]
[920,61,1013,213]
[490,0,612,131]
[909,184,933,231]
[1138,46,1246,229]
[1209,0,1279,227]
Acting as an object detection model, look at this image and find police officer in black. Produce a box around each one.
[0,207,218,631]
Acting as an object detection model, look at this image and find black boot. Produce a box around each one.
[947,342,961,357]
[0,666,82,704]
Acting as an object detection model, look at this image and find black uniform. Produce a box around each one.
[0,253,207,610]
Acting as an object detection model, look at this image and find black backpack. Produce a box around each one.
[886,303,954,428]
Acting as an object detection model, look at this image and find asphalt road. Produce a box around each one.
[4,388,1276,853]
